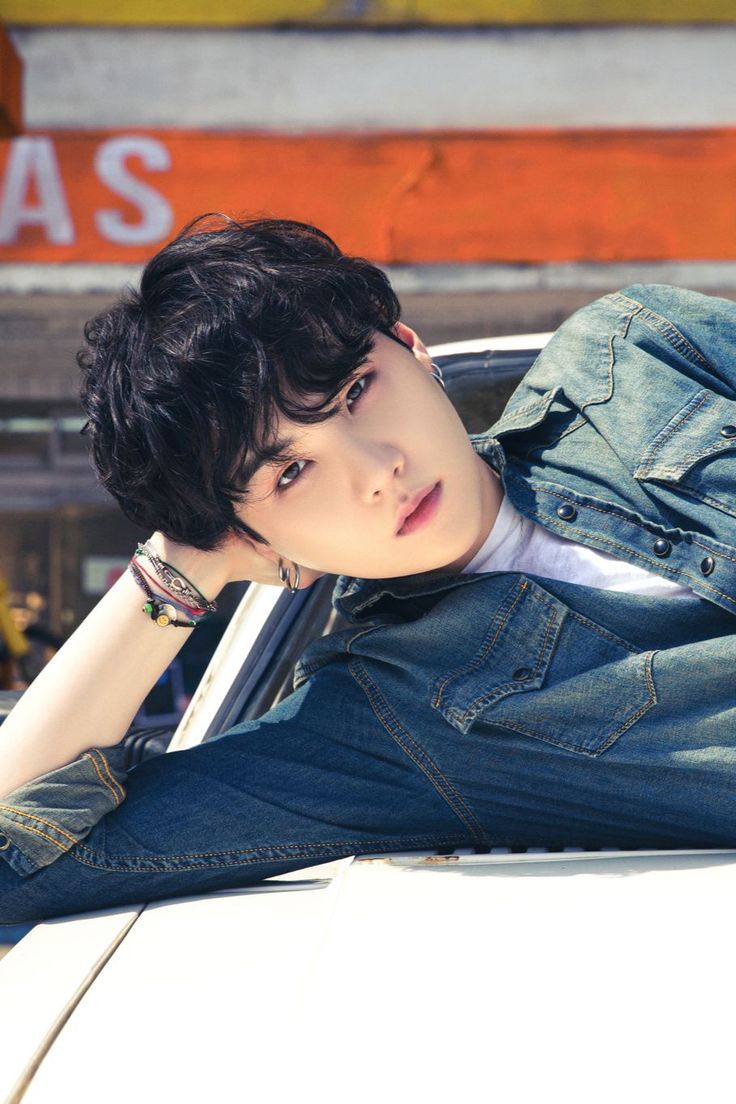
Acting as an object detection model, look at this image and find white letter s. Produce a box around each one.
[95,136,173,245]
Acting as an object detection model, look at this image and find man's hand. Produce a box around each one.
[148,530,325,594]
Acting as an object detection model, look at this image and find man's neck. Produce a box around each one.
[441,456,503,574]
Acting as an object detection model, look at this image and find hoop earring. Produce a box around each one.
[278,557,301,595]
[430,362,446,391]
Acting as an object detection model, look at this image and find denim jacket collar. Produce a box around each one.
[335,283,736,624]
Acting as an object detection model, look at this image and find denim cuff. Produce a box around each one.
[0,746,129,877]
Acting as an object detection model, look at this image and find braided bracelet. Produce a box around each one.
[134,540,218,614]
[134,558,210,616]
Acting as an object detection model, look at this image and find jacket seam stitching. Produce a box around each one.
[642,450,736,477]
[449,600,562,723]
[70,833,470,872]
[617,302,636,339]
[500,387,560,423]
[349,658,488,850]
[491,651,658,756]
[72,833,466,864]
[526,509,736,605]
[83,749,124,805]
[607,293,710,370]
[432,578,530,709]
[636,389,720,476]
[0,803,79,845]
[689,536,736,562]
[580,333,615,410]
[517,482,736,604]
[522,416,587,459]
[522,480,671,531]
[93,748,125,803]
[642,389,710,461]
[635,306,710,370]
[0,820,69,852]
[563,608,640,653]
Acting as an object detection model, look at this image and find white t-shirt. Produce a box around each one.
[462,480,697,600]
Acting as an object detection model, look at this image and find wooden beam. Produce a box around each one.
[2,128,736,263]
[0,26,21,136]
[1,0,735,24]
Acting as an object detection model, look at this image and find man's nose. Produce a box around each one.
[346,434,404,501]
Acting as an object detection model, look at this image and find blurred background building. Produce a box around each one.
[0,0,734,705]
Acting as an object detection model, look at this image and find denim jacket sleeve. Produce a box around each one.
[0,745,129,876]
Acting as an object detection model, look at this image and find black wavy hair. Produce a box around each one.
[78,214,402,550]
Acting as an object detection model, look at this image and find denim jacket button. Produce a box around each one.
[556,504,577,521]
[512,667,533,682]
[0,834,11,851]
[700,556,716,576]
[719,424,736,438]
[653,538,672,557]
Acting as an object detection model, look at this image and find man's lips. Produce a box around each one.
[395,481,442,536]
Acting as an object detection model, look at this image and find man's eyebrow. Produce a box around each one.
[239,434,297,486]
[237,380,351,487]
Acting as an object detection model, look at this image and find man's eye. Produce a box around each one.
[345,372,374,410]
[277,458,308,490]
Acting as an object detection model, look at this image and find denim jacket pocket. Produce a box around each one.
[635,387,736,519]
[430,577,658,757]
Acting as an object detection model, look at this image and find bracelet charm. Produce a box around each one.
[129,560,204,628]
[143,599,179,627]
[134,541,218,614]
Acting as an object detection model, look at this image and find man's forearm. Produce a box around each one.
[0,545,228,798]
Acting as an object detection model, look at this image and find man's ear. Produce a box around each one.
[393,321,432,371]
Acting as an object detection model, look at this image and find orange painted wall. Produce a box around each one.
[1,129,735,263]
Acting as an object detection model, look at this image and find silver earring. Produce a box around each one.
[278,557,301,595]
[430,362,446,391]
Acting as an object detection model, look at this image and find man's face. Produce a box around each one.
[236,324,499,580]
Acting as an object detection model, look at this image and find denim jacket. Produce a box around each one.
[3,284,736,920]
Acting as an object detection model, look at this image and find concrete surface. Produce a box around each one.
[4,286,736,403]
[6,261,736,297]
[11,26,736,130]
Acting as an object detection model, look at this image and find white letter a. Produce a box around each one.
[0,137,75,245]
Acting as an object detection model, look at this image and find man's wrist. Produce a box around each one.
[144,533,230,601]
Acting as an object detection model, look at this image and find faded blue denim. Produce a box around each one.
[2,283,736,923]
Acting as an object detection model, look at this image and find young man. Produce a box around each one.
[1,217,735,923]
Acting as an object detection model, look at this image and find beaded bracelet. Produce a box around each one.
[134,558,210,617]
[134,541,218,614]
[128,560,214,628]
